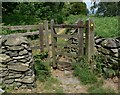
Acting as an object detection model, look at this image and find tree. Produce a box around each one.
[63,2,88,16]
[96,2,118,16]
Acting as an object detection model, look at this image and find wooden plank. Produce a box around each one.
[54,34,78,38]
[53,24,85,28]
[51,19,57,68]
[85,19,95,62]
[39,24,44,52]
[77,19,84,60]
[1,25,39,30]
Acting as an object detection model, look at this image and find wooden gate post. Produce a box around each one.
[77,19,84,61]
[44,20,49,52]
[39,23,44,52]
[85,19,95,62]
[51,19,57,68]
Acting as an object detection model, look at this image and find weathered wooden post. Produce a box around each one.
[51,19,57,68]
[44,20,49,52]
[85,18,95,62]
[77,19,84,61]
[39,23,44,52]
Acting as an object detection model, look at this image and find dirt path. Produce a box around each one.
[51,69,87,93]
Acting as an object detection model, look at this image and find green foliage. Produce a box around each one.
[34,52,50,82]
[93,54,117,78]
[34,52,48,60]
[96,2,118,17]
[63,2,88,16]
[3,14,39,25]
[72,59,97,85]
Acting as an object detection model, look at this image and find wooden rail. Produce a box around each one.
[1,25,39,30]
[1,22,50,52]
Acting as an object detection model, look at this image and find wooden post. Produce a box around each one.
[51,19,57,68]
[77,19,84,61]
[85,19,95,62]
[39,23,44,52]
[44,20,49,52]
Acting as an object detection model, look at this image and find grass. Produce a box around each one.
[66,15,118,38]
[72,59,98,85]
[88,86,115,93]
[43,77,63,93]
[73,65,97,85]
[72,58,116,93]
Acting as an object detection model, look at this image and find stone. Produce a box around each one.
[0,67,8,71]
[0,48,6,54]
[25,70,33,76]
[115,39,120,47]
[0,78,4,84]
[19,49,28,55]
[111,49,118,53]
[8,63,29,72]
[13,56,25,60]
[5,51,18,57]
[19,59,27,63]
[7,46,24,51]
[101,38,118,49]
[6,73,22,79]
[20,84,27,89]
[0,54,11,63]
[15,75,35,84]
[0,49,2,54]
[0,63,7,68]
[95,38,105,44]
[97,47,110,55]
[4,79,14,84]
[4,36,28,46]
[0,71,8,78]
[16,82,22,87]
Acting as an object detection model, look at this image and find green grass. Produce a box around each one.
[66,15,118,38]
[73,66,97,85]
[72,60,98,85]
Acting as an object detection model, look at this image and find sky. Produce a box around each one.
[83,0,92,11]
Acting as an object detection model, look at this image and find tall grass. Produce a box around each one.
[66,15,118,38]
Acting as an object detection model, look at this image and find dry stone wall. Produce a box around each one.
[0,35,35,89]
[94,37,120,77]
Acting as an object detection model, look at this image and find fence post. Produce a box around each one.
[77,19,84,61]
[51,19,57,68]
[44,20,49,52]
[39,23,44,52]
[85,18,95,62]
